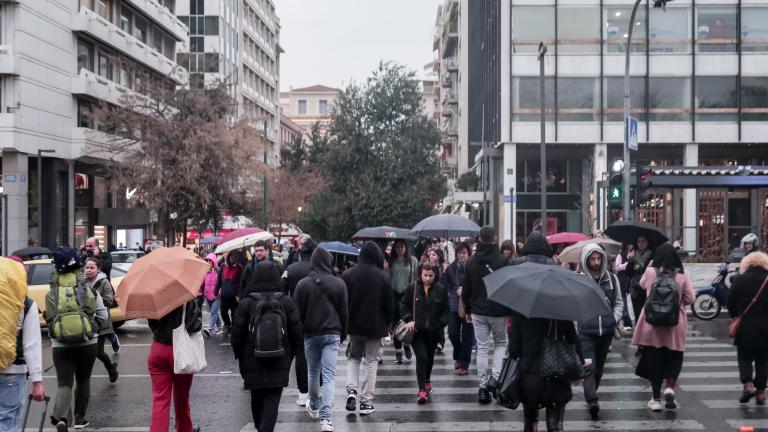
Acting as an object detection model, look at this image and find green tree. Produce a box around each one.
[300,62,446,240]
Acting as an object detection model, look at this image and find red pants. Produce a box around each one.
[147,341,194,432]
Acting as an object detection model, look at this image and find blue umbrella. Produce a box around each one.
[318,242,359,256]
[200,236,222,245]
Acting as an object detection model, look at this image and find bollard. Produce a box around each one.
[738,426,755,432]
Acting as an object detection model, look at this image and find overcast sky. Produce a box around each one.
[276,0,442,91]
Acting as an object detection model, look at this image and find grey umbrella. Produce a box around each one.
[351,226,415,241]
[409,214,481,239]
[484,261,611,322]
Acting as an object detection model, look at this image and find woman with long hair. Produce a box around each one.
[389,240,419,364]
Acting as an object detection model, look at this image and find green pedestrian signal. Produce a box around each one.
[609,186,622,202]
[608,173,623,207]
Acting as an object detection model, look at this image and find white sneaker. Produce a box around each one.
[663,388,678,409]
[306,403,320,420]
[296,392,309,406]
[320,420,334,431]
[647,399,663,412]
[384,336,392,343]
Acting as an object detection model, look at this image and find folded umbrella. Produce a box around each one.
[604,220,668,249]
[484,261,611,322]
[410,214,481,239]
[115,247,210,320]
[558,238,623,264]
[351,226,415,241]
[547,232,590,246]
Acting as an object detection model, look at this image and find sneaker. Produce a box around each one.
[359,402,375,415]
[740,384,757,404]
[384,336,392,343]
[56,420,68,432]
[457,368,469,376]
[404,344,412,360]
[74,420,89,429]
[417,390,428,404]
[305,403,320,420]
[202,328,211,338]
[424,381,432,395]
[395,352,403,365]
[296,392,309,406]
[108,362,119,383]
[588,401,600,420]
[111,334,121,353]
[663,388,678,409]
[647,399,663,412]
[345,390,358,411]
[320,420,334,432]
[212,328,224,335]
[378,358,383,365]
[478,387,491,404]
[435,343,443,354]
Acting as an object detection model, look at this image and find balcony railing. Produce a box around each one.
[123,0,189,41]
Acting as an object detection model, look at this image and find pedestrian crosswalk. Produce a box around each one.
[241,327,764,432]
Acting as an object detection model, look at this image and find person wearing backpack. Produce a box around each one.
[83,258,119,383]
[231,261,303,432]
[0,257,45,431]
[294,248,348,432]
[577,244,624,420]
[631,243,695,412]
[45,246,108,431]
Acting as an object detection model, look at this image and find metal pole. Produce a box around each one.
[538,42,547,236]
[623,0,642,220]
[262,121,269,229]
[2,193,7,256]
[37,150,42,245]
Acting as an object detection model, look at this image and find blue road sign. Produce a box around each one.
[626,116,638,151]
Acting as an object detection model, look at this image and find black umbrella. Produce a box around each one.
[484,261,611,322]
[351,226,415,241]
[604,220,668,249]
[11,246,53,257]
[409,214,481,239]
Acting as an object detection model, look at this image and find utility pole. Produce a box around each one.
[538,42,547,236]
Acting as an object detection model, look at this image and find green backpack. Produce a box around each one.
[48,271,97,344]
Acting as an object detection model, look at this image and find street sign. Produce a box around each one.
[503,195,516,204]
[626,116,638,151]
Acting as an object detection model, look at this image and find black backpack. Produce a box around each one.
[644,269,681,327]
[247,292,287,358]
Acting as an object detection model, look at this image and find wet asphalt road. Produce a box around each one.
[21,315,768,431]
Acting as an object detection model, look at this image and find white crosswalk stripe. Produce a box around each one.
[240,420,708,431]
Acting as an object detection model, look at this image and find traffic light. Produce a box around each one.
[608,173,623,208]
[635,169,652,205]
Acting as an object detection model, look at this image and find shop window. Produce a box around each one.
[695,76,737,121]
[696,6,737,52]
[604,7,647,53]
[742,77,768,122]
[649,6,691,53]
[603,77,646,122]
[742,7,768,52]
[511,6,555,54]
[511,77,554,121]
[516,160,569,194]
[557,7,600,54]
[557,77,600,122]
[649,77,691,121]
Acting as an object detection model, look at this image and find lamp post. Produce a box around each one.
[36,148,55,246]
[538,42,548,235]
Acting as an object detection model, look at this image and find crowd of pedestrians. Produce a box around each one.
[3,229,768,432]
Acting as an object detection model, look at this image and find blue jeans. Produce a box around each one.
[206,299,221,329]
[0,374,27,430]
[304,335,340,421]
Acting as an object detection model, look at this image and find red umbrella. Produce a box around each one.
[215,227,264,245]
[547,232,590,246]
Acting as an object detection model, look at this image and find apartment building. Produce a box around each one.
[0,0,188,253]
[176,0,281,163]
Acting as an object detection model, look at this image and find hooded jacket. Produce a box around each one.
[86,271,115,335]
[284,241,317,298]
[511,232,557,266]
[294,248,348,340]
[578,244,624,337]
[231,261,303,390]
[202,253,219,301]
[342,242,393,338]
[461,243,509,317]
[216,253,243,299]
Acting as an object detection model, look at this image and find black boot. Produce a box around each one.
[478,387,491,404]
[545,404,565,432]
[523,420,539,432]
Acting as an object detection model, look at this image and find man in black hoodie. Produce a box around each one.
[462,225,510,404]
[341,242,392,415]
[294,248,348,432]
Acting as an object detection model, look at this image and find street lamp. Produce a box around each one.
[623,0,671,220]
[36,148,55,246]
[538,41,548,235]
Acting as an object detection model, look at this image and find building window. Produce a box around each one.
[557,77,599,121]
[696,6,737,52]
[190,36,204,52]
[97,49,115,81]
[204,16,219,35]
[319,100,328,115]
[204,53,220,73]
[511,77,554,121]
[603,77,646,122]
[94,0,112,21]
[152,28,163,52]
[649,77,691,121]
[134,16,148,44]
[511,6,555,53]
[742,7,768,52]
[120,6,133,34]
[77,101,93,128]
[163,34,175,59]
[298,99,307,114]
[695,76,737,121]
[77,40,94,73]
[604,7,647,53]
[649,6,691,53]
[118,62,133,89]
[190,0,203,15]
[742,77,768,122]
[557,7,600,54]
[516,160,569,194]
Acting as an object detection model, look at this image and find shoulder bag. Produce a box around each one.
[173,303,207,374]
[729,275,768,338]
[540,320,584,383]
[394,284,417,345]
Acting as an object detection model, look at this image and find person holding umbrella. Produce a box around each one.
[631,244,695,412]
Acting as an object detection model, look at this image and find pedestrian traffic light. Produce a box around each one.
[608,173,623,207]
[635,169,652,204]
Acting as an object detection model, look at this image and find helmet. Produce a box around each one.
[741,233,759,249]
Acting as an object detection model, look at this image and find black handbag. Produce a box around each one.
[496,356,520,409]
[540,320,584,383]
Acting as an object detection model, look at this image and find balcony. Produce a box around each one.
[442,121,458,137]
[446,58,459,72]
[0,45,18,75]
[241,83,276,115]
[244,0,277,32]
[441,74,452,88]
[242,19,276,60]
[443,90,458,105]
[242,50,276,85]
[123,0,189,41]
[72,69,137,106]
[71,8,188,84]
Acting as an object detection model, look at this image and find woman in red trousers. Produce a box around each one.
[147,300,203,432]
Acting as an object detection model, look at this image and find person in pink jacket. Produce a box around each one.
[631,243,695,412]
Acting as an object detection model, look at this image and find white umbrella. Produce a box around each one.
[215,231,273,254]
[558,238,622,264]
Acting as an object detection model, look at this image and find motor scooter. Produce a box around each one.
[691,262,733,320]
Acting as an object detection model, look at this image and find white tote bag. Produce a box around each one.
[173,304,207,374]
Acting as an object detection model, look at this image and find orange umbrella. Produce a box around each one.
[115,247,210,320]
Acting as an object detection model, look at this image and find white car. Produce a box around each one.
[110,250,145,270]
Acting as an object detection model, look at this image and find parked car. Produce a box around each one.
[110,250,145,271]
[24,259,127,326]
